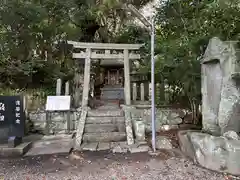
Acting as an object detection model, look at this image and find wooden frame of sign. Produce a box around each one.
[45,96,71,135]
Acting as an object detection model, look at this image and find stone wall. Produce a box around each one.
[122,105,186,133]
[28,109,81,134]
[141,108,185,132]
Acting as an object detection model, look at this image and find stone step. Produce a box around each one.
[84,124,125,133]
[97,105,119,110]
[88,110,123,117]
[83,132,127,142]
[86,116,125,124]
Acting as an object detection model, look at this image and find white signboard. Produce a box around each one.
[46,96,71,111]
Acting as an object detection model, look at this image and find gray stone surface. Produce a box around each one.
[190,132,240,176]
[0,127,9,143]
[121,105,134,145]
[82,104,127,146]
[159,125,179,131]
[0,142,32,157]
[83,132,126,142]
[81,142,98,151]
[86,116,125,124]
[111,141,128,153]
[156,136,173,150]
[88,109,123,117]
[223,131,240,140]
[132,83,137,101]
[81,48,91,107]
[132,120,145,141]
[97,142,110,151]
[179,131,240,176]
[28,110,81,133]
[124,49,131,105]
[178,130,200,160]
[25,135,73,156]
[101,87,124,100]
[143,109,183,132]
[129,144,149,153]
[201,37,240,134]
[84,124,119,133]
[75,109,87,147]
[123,106,184,133]
[56,78,62,96]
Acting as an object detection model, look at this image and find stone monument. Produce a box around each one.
[178,37,240,176]
[202,37,240,135]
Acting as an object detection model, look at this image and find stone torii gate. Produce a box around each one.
[68,41,143,107]
[68,41,143,147]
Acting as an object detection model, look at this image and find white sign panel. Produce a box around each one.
[46,96,71,111]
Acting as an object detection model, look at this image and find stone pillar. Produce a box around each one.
[124,49,131,105]
[82,48,91,107]
[140,83,145,101]
[132,83,137,101]
[116,69,119,84]
[56,79,62,96]
[149,82,152,101]
[156,83,160,104]
[160,80,165,102]
[65,81,70,95]
[73,65,84,108]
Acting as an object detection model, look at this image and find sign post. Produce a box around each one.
[45,96,71,135]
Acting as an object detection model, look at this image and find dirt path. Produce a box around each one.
[0,151,225,180]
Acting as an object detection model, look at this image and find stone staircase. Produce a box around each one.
[81,102,127,151]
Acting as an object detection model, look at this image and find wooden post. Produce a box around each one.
[124,49,131,105]
[132,83,137,101]
[140,83,145,101]
[82,48,91,108]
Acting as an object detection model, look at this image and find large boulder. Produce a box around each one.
[179,130,240,176]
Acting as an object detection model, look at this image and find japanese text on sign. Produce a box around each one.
[46,96,71,111]
[0,103,5,111]
[15,100,21,124]
[0,102,5,122]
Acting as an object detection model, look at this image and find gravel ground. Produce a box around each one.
[0,151,226,180]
